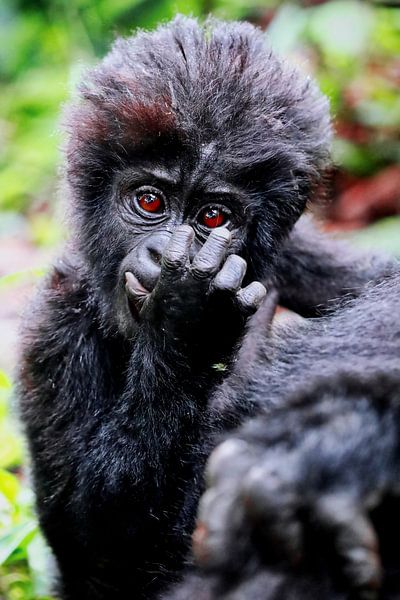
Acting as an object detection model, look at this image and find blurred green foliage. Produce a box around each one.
[0,1,399,598]
[1,0,399,217]
[352,215,400,256]
[0,369,53,600]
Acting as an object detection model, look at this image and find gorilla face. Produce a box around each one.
[112,151,250,335]
[63,16,331,336]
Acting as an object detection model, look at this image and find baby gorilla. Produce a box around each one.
[19,15,397,600]
[174,275,400,600]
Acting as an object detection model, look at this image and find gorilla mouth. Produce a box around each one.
[125,271,150,320]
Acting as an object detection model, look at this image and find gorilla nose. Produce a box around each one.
[137,232,172,290]
[148,246,162,266]
[146,232,172,266]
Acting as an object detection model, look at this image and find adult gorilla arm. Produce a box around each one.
[176,375,400,600]
[163,376,400,600]
[172,274,400,600]
[274,216,398,317]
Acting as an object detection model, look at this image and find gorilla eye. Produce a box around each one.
[200,206,228,229]
[136,192,164,213]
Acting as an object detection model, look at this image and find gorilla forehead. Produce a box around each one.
[65,15,331,197]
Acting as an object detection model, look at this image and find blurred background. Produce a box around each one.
[0,0,399,598]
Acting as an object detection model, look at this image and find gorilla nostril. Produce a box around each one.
[149,248,162,266]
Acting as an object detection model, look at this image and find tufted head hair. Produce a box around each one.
[64,16,332,277]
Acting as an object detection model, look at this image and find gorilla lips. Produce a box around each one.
[125,271,150,320]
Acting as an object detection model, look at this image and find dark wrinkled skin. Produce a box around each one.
[18,16,398,600]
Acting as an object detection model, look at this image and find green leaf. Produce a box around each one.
[212,363,228,372]
[308,1,373,59]
[0,379,23,468]
[0,370,11,425]
[0,268,47,289]
[0,424,23,470]
[0,521,37,565]
[0,371,11,391]
[29,213,65,247]
[0,469,20,503]
[351,216,400,256]
[267,4,308,56]
[331,138,380,176]
[26,532,54,596]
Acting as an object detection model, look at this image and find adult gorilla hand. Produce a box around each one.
[192,377,400,600]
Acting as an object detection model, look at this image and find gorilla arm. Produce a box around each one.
[19,227,265,600]
[274,216,398,317]
[167,275,400,600]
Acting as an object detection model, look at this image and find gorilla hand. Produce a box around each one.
[193,379,400,599]
[126,225,266,362]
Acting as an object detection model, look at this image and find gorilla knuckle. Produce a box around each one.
[206,439,250,485]
[228,254,247,271]
[238,281,267,309]
[213,255,247,291]
[191,257,218,279]
[162,251,186,271]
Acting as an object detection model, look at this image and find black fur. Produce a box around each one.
[168,275,400,599]
[18,16,398,600]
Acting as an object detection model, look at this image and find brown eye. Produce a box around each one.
[137,192,163,213]
[200,207,227,229]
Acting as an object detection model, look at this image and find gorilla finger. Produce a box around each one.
[206,438,255,487]
[212,254,247,293]
[247,288,279,331]
[241,460,303,563]
[190,228,232,280]
[236,281,267,314]
[315,494,382,598]
[161,225,194,274]
[193,486,247,571]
